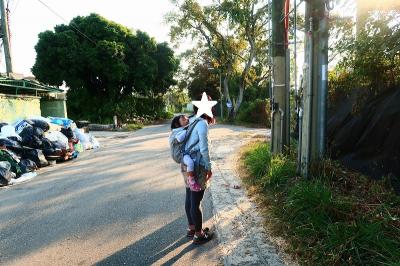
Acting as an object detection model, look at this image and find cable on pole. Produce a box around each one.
[6,0,11,50]
[280,0,304,23]
[36,0,97,46]
[12,0,21,14]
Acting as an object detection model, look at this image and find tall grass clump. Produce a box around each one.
[241,141,400,265]
[244,142,271,183]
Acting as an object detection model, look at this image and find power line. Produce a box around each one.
[35,0,97,45]
[12,0,21,14]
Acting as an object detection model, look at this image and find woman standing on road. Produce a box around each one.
[182,97,215,245]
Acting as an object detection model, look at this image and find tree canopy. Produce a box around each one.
[166,0,270,117]
[33,13,179,122]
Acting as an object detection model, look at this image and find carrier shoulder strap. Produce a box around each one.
[181,118,201,151]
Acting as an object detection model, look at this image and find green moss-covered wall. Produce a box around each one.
[40,99,68,118]
[0,94,41,123]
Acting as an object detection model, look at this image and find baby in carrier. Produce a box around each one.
[170,115,202,192]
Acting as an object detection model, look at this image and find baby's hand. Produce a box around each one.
[206,170,212,180]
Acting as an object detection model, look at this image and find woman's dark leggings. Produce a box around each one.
[185,188,205,232]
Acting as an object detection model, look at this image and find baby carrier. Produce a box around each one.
[170,119,200,164]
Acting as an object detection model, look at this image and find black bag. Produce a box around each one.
[31,119,50,132]
[7,136,20,142]
[61,127,74,139]
[19,125,34,139]
[19,159,38,173]
[40,138,54,149]
[22,149,49,168]
[32,127,45,138]
[2,138,23,154]
[22,135,43,149]
[0,150,22,177]
[0,164,14,185]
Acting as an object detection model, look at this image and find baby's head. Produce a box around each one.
[170,115,189,130]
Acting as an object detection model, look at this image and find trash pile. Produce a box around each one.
[0,116,100,186]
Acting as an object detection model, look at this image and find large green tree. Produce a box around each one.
[33,13,179,122]
[166,0,270,117]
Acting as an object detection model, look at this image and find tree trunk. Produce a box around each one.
[223,75,234,119]
[233,85,244,118]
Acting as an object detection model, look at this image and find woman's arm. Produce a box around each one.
[197,120,211,170]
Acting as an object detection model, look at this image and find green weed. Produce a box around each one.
[241,141,400,265]
[244,142,271,183]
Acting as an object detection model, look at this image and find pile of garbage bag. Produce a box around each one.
[0,116,100,186]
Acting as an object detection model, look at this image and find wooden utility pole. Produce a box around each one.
[271,0,290,154]
[299,0,329,177]
[0,0,12,75]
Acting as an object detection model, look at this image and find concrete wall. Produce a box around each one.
[40,99,68,118]
[0,94,41,123]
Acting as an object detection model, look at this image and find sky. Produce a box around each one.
[6,0,179,76]
[4,0,379,78]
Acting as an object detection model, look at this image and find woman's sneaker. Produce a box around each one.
[193,230,213,245]
[186,229,195,238]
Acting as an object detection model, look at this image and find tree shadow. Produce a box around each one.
[96,190,219,266]
[0,123,220,265]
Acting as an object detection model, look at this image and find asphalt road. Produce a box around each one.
[0,123,221,266]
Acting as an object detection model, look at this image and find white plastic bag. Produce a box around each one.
[9,172,37,185]
[89,135,100,149]
[74,128,92,150]
[45,131,69,149]
[0,125,22,141]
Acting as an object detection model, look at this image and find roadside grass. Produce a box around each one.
[240,141,400,265]
[218,118,267,129]
[122,123,143,131]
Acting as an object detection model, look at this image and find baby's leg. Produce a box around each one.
[183,154,195,173]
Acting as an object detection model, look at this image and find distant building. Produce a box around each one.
[0,75,67,123]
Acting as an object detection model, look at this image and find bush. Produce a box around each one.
[237,99,271,127]
[158,110,174,120]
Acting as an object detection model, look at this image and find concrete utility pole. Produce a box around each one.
[271,0,290,154]
[0,0,12,75]
[299,0,329,177]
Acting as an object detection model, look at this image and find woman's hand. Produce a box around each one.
[206,170,212,180]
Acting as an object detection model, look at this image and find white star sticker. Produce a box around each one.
[192,92,218,118]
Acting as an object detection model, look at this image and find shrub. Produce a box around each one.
[237,99,271,127]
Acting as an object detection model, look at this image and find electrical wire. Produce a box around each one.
[280,0,304,22]
[12,0,21,14]
[35,0,97,45]
[6,0,11,48]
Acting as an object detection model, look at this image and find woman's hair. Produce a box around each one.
[171,115,184,130]
[193,93,216,125]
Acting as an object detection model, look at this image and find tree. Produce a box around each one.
[33,13,179,122]
[329,8,400,107]
[166,0,270,117]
